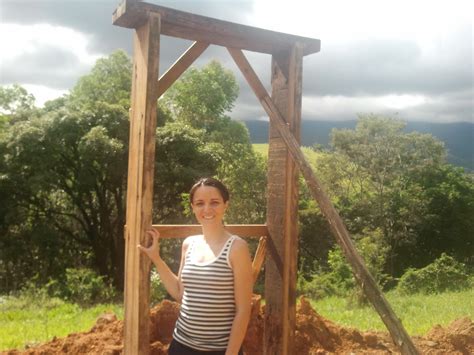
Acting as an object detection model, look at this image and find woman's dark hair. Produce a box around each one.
[189,177,230,203]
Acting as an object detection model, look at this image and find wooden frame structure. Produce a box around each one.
[113,1,419,354]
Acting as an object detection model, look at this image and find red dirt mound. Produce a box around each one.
[3,295,473,354]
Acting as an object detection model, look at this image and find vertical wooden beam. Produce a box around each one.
[284,43,303,354]
[264,44,302,355]
[123,13,160,355]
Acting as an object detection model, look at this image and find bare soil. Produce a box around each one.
[3,295,473,354]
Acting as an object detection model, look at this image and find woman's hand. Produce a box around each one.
[137,228,161,263]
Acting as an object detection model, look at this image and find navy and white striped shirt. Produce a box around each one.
[173,235,237,351]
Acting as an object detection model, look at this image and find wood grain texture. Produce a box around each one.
[282,43,303,354]
[264,48,301,355]
[150,224,269,238]
[252,237,267,284]
[228,48,419,355]
[113,2,320,55]
[156,41,209,99]
[123,13,160,355]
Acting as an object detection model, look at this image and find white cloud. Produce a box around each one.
[0,23,100,92]
[377,94,427,110]
[253,0,473,44]
[302,94,424,120]
[302,91,472,123]
[22,84,68,107]
[1,23,98,66]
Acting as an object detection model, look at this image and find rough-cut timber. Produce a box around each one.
[252,237,267,283]
[123,13,160,355]
[156,41,209,99]
[151,224,269,238]
[234,44,301,355]
[113,1,321,55]
[228,48,419,355]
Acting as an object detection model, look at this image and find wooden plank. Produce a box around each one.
[151,224,269,238]
[156,41,209,99]
[228,48,419,355]
[123,13,161,355]
[282,43,303,354]
[262,48,301,355]
[113,2,321,56]
[252,237,267,283]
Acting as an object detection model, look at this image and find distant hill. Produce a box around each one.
[242,120,474,171]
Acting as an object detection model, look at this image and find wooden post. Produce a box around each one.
[263,44,302,355]
[123,13,160,355]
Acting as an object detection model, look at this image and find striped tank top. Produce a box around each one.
[173,235,237,351]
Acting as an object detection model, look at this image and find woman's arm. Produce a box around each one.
[138,228,189,302]
[226,238,253,355]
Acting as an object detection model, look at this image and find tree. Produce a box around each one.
[407,164,474,267]
[68,50,132,110]
[3,102,129,288]
[153,120,220,223]
[0,84,36,118]
[163,60,239,130]
[326,115,447,276]
[162,61,266,224]
[1,54,267,293]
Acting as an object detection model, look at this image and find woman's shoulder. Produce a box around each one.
[229,235,249,253]
[228,235,251,268]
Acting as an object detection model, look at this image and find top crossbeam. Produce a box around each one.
[113,1,321,55]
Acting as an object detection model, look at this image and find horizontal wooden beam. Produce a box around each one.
[151,224,269,238]
[113,1,321,56]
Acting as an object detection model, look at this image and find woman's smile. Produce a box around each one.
[191,185,228,225]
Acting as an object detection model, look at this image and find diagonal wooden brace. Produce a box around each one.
[156,41,209,99]
[252,236,267,284]
[227,47,419,355]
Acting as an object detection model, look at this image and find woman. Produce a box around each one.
[138,177,253,355]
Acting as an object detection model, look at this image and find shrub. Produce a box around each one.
[150,270,167,304]
[61,268,116,304]
[397,253,470,294]
[298,232,391,301]
[297,248,356,299]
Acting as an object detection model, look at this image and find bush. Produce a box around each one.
[150,270,167,304]
[298,248,355,299]
[397,253,470,294]
[298,233,391,301]
[60,268,116,304]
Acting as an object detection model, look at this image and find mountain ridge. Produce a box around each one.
[241,120,474,170]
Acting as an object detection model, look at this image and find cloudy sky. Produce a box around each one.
[1,0,472,122]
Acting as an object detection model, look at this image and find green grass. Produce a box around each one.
[310,288,474,336]
[2,289,471,351]
[0,294,123,351]
[252,143,268,158]
[253,143,320,164]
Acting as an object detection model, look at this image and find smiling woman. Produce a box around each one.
[138,177,253,355]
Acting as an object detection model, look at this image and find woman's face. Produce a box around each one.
[191,185,228,226]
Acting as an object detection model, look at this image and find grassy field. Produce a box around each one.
[0,294,123,351]
[311,288,474,336]
[1,289,473,351]
[252,143,268,158]
[253,143,319,165]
